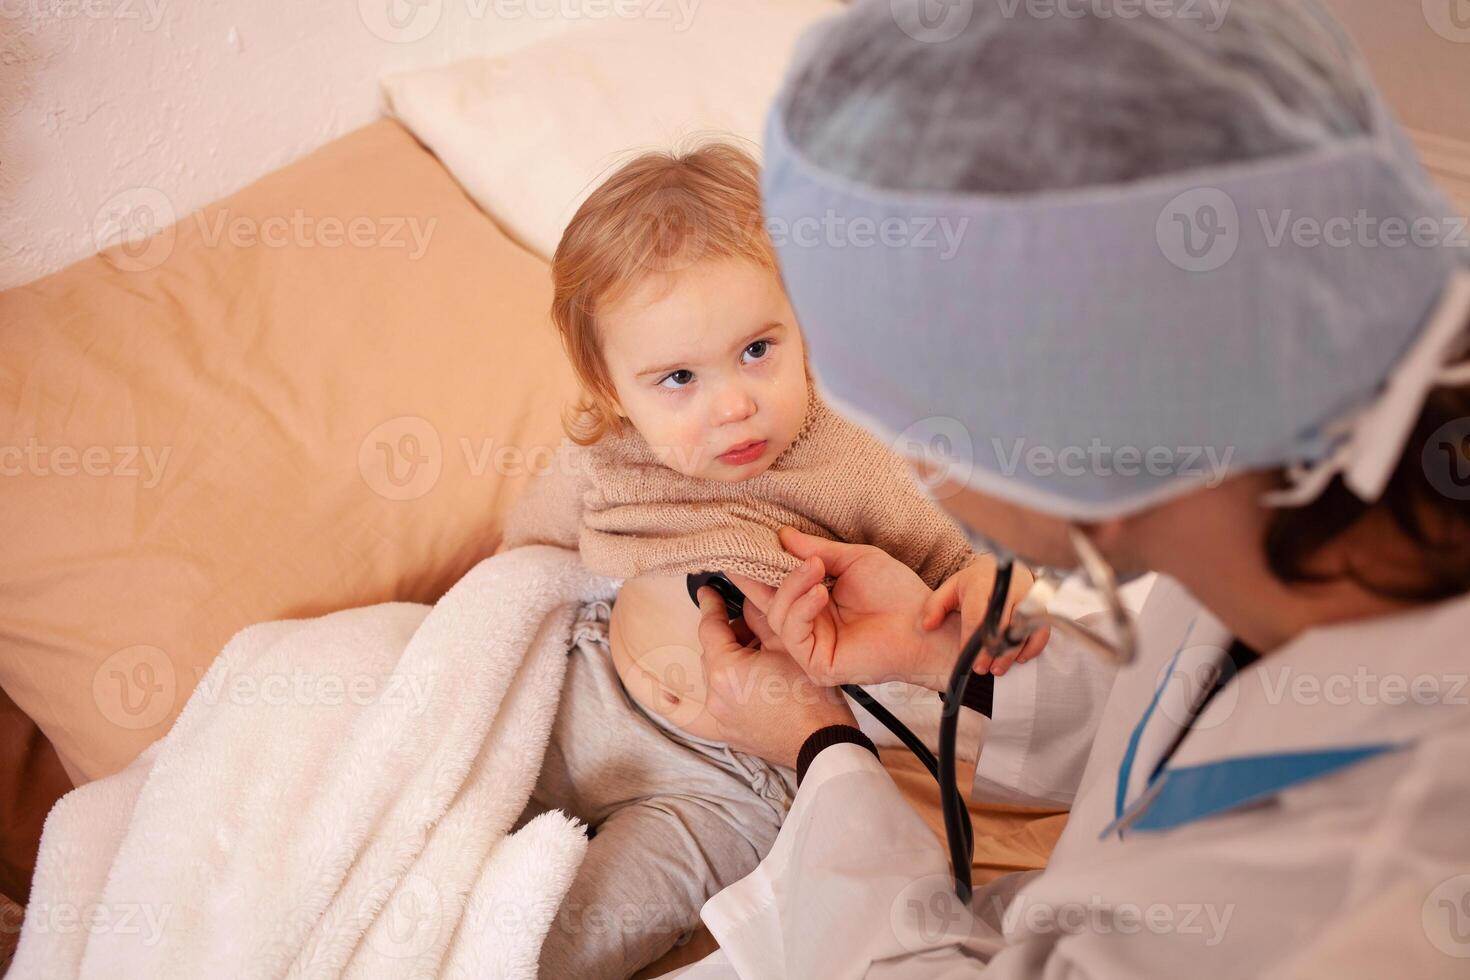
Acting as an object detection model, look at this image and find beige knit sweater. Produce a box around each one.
[501,388,977,589]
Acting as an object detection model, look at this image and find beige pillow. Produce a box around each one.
[0,120,578,783]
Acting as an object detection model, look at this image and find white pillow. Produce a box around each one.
[381,0,840,259]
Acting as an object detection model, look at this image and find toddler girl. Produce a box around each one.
[505,142,1026,979]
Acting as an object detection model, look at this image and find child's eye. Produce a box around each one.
[742,340,772,364]
[658,369,695,390]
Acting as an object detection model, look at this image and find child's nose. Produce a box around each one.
[711,386,757,425]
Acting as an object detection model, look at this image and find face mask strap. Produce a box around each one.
[1265,268,1470,509]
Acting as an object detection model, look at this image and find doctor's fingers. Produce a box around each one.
[740,602,785,654]
[776,526,874,576]
[760,577,832,677]
[726,572,775,613]
[726,568,825,668]
[762,556,826,641]
[696,588,751,660]
[781,589,841,684]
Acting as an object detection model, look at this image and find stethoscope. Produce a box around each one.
[687,527,1135,902]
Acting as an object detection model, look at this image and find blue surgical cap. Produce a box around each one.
[763,1,1470,520]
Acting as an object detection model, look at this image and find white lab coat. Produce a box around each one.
[668,575,1470,978]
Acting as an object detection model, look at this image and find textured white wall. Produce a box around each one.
[1325,0,1470,209]
[1,0,1466,290]
[0,0,674,289]
[1327,0,1470,142]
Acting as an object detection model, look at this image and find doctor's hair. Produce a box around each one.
[1265,375,1470,602]
[549,140,780,446]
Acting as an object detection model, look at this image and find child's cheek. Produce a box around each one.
[647,412,707,476]
[781,362,811,430]
[680,421,712,471]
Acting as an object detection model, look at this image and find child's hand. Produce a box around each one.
[920,557,1050,676]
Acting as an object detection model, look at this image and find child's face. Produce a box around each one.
[598,256,810,482]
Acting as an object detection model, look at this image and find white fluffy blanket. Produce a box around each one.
[12,546,620,980]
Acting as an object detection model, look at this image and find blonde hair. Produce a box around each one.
[551,140,779,445]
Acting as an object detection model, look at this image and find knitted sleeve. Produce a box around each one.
[499,439,590,553]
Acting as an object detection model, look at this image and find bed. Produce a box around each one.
[0,10,1066,973]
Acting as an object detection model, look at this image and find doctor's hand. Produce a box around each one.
[727,527,964,693]
[695,586,857,769]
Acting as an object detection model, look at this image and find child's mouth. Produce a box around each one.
[717,440,767,466]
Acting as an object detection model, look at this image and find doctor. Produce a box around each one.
[672,1,1470,976]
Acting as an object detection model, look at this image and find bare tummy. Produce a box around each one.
[608,573,723,742]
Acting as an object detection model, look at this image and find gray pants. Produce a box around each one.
[519,599,798,980]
